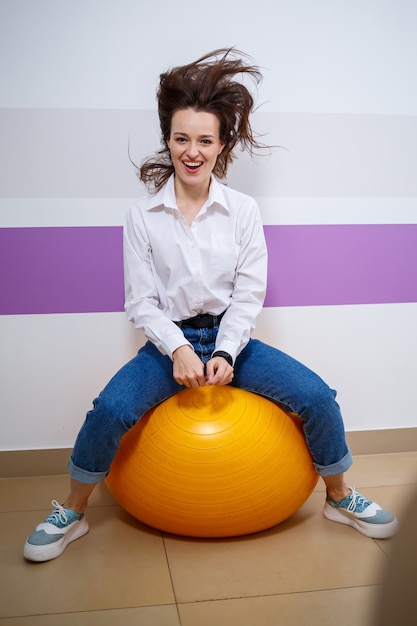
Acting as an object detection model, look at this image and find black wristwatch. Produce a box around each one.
[212,351,233,366]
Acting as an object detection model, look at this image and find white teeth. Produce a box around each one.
[184,161,202,168]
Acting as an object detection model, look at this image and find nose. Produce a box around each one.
[186,142,199,159]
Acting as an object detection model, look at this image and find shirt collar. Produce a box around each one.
[146,174,230,213]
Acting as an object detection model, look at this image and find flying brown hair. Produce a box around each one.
[139,47,265,191]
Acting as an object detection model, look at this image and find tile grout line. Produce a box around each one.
[162,533,184,626]
[174,582,383,607]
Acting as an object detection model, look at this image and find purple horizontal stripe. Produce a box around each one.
[264,224,417,307]
[0,227,124,315]
[1,224,416,315]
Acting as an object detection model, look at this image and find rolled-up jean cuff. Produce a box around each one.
[314,448,353,477]
[67,457,108,484]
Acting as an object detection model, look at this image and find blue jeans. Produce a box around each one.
[68,325,352,483]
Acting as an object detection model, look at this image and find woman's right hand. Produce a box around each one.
[172,345,206,388]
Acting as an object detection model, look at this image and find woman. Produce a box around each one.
[24,48,398,562]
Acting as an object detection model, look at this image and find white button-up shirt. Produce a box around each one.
[124,174,267,362]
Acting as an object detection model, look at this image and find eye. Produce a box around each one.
[201,139,213,145]
[175,137,187,143]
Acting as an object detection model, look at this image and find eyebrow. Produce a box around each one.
[173,132,216,138]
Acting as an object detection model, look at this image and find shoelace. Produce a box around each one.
[346,486,371,513]
[46,499,69,525]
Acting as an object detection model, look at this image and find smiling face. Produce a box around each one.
[167,108,225,195]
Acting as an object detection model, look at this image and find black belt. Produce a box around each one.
[175,311,226,329]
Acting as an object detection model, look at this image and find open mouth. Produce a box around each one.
[183,161,203,171]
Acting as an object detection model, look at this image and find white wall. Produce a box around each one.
[1,0,416,450]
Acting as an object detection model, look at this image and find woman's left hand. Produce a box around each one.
[205,356,234,386]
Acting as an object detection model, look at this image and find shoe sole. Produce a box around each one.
[23,518,89,562]
[323,503,399,539]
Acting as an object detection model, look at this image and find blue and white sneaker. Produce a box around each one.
[24,500,89,562]
[323,485,399,539]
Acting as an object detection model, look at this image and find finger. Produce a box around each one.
[188,377,203,389]
[205,361,215,378]
[214,368,234,386]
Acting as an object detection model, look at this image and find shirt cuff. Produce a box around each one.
[214,340,239,364]
[167,337,194,360]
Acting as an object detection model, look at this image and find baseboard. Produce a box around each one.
[0,448,72,478]
[345,427,417,456]
[1,428,416,478]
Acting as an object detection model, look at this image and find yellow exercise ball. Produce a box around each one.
[106,385,318,537]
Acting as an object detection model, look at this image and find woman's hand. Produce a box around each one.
[172,347,234,387]
[172,346,206,388]
[205,356,234,386]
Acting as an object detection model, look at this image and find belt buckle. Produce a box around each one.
[194,314,211,328]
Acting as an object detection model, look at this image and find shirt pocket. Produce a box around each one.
[210,239,239,273]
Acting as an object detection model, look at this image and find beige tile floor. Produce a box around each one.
[1,452,417,626]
